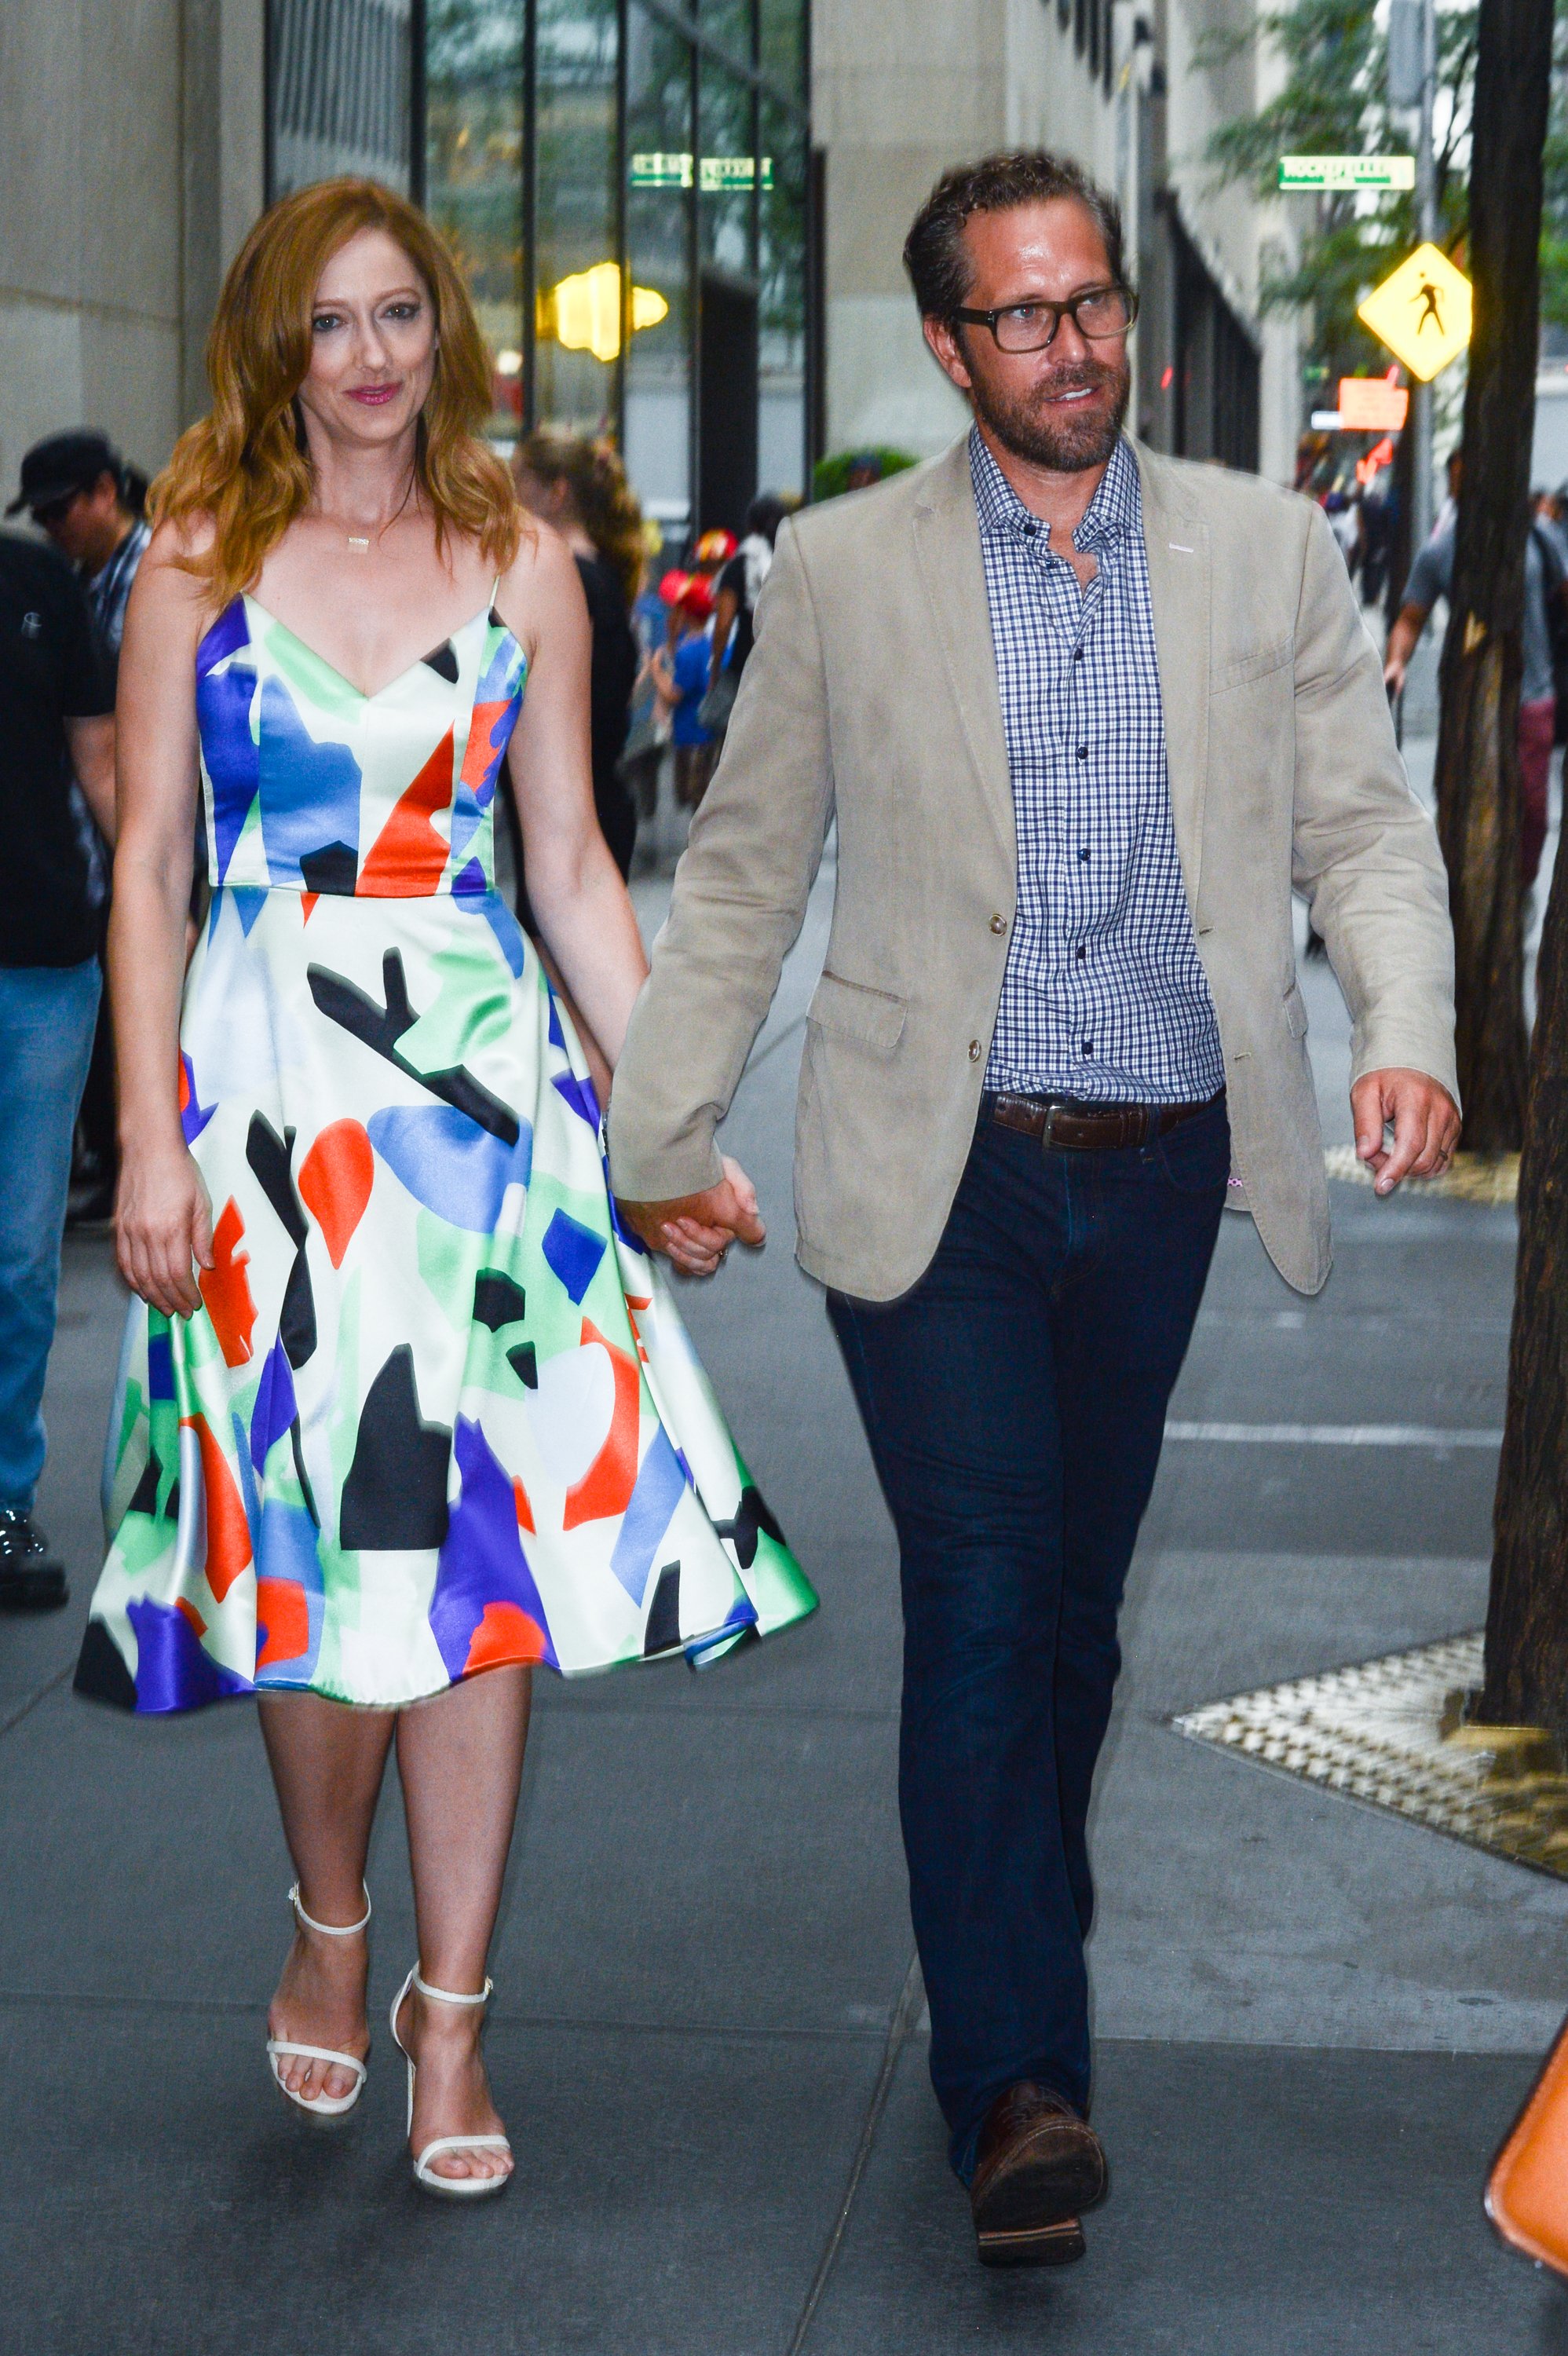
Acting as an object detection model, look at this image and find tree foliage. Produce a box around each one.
[1202,0,1475,382]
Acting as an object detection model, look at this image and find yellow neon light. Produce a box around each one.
[541,263,670,364]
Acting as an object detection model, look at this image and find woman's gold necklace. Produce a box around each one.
[334,473,416,556]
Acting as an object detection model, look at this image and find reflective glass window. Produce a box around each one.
[697,52,755,274]
[758,93,806,500]
[269,0,415,196]
[623,7,695,535]
[759,0,804,103]
[700,0,755,71]
[534,0,619,437]
[425,0,524,439]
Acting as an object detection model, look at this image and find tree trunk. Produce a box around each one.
[1431,0,1552,1151]
[1475,0,1567,1729]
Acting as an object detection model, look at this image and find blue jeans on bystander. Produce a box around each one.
[828,1095,1230,2179]
[0,958,101,1511]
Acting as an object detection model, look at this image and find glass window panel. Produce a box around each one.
[699,0,754,71]
[758,93,805,499]
[269,0,414,197]
[425,0,524,441]
[534,0,619,438]
[697,53,754,273]
[758,0,804,104]
[625,5,694,536]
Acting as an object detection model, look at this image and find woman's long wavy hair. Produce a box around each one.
[515,428,646,609]
[152,177,521,611]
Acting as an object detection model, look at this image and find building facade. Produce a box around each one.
[813,0,1300,485]
[0,0,264,505]
[269,0,813,537]
[1,0,1300,521]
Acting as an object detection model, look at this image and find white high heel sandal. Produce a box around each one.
[389,1966,512,2200]
[265,1882,371,2124]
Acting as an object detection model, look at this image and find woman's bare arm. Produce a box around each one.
[497,525,649,1066]
[110,526,214,1317]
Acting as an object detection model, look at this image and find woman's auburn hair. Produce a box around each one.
[151,177,522,611]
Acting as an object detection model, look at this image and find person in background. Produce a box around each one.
[12,432,152,1224]
[711,494,790,697]
[513,430,642,878]
[1536,483,1568,570]
[1359,474,1391,610]
[1324,487,1361,583]
[652,574,716,808]
[1384,455,1568,894]
[621,518,674,840]
[0,511,116,1608]
[13,430,153,679]
[690,526,736,591]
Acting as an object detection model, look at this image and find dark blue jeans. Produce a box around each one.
[828,1096,1229,2177]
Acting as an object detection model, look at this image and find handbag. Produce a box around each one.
[1486,2010,1568,2278]
[697,663,739,737]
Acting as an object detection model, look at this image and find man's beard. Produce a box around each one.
[970,353,1131,473]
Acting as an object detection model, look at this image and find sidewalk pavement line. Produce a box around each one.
[787,1949,926,2356]
[1164,1421,1504,1448]
[0,1660,73,1746]
[0,1985,896,2043]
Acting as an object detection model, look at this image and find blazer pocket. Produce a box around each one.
[1215,636,1293,693]
[807,970,908,1058]
[1284,979,1310,1039]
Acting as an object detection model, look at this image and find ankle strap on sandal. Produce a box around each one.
[412,1967,492,2007]
[290,1882,371,1938]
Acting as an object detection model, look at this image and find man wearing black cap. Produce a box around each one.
[10,431,151,680]
[13,434,150,1225]
[0,472,117,1608]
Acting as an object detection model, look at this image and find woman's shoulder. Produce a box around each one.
[493,513,588,644]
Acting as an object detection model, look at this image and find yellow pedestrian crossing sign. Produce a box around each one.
[1357,244,1471,381]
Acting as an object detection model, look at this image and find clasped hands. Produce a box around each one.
[618,1156,764,1277]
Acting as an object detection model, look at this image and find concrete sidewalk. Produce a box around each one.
[4,818,1567,2352]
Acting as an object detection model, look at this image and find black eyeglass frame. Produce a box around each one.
[948,284,1139,353]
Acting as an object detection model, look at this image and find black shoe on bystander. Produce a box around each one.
[0,1509,69,1611]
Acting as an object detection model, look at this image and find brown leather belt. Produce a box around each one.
[985,1088,1224,1152]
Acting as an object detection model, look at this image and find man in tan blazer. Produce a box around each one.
[609,151,1459,2268]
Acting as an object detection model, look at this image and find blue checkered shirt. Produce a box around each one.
[971,429,1224,1103]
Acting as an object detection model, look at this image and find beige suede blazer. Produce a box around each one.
[608,434,1457,1301]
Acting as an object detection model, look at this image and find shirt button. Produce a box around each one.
[968,1040,982,1063]
[1076,745,1088,760]
[1073,647,1085,660]
[1081,1041,1094,1056]
[989,913,1007,935]
[1076,944,1087,960]
[1078,847,1090,862]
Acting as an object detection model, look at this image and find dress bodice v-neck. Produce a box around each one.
[194,591,527,899]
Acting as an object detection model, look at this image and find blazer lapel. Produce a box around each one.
[1135,441,1210,911]
[910,438,1015,869]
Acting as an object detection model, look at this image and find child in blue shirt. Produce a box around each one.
[653,574,717,808]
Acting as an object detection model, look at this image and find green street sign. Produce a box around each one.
[1278,155,1416,192]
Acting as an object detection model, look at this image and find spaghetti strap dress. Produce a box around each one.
[74,588,817,1713]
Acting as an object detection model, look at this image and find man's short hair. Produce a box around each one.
[903,150,1127,323]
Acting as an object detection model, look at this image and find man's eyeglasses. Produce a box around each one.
[950,285,1138,354]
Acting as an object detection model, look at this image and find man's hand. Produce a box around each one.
[618,1156,765,1277]
[1351,1068,1460,1196]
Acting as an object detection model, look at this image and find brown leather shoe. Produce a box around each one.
[969,2081,1107,2268]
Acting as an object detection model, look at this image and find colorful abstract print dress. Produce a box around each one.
[75,591,816,1714]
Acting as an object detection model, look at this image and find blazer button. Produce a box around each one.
[968,1040,982,1062]
[989,913,1007,935]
